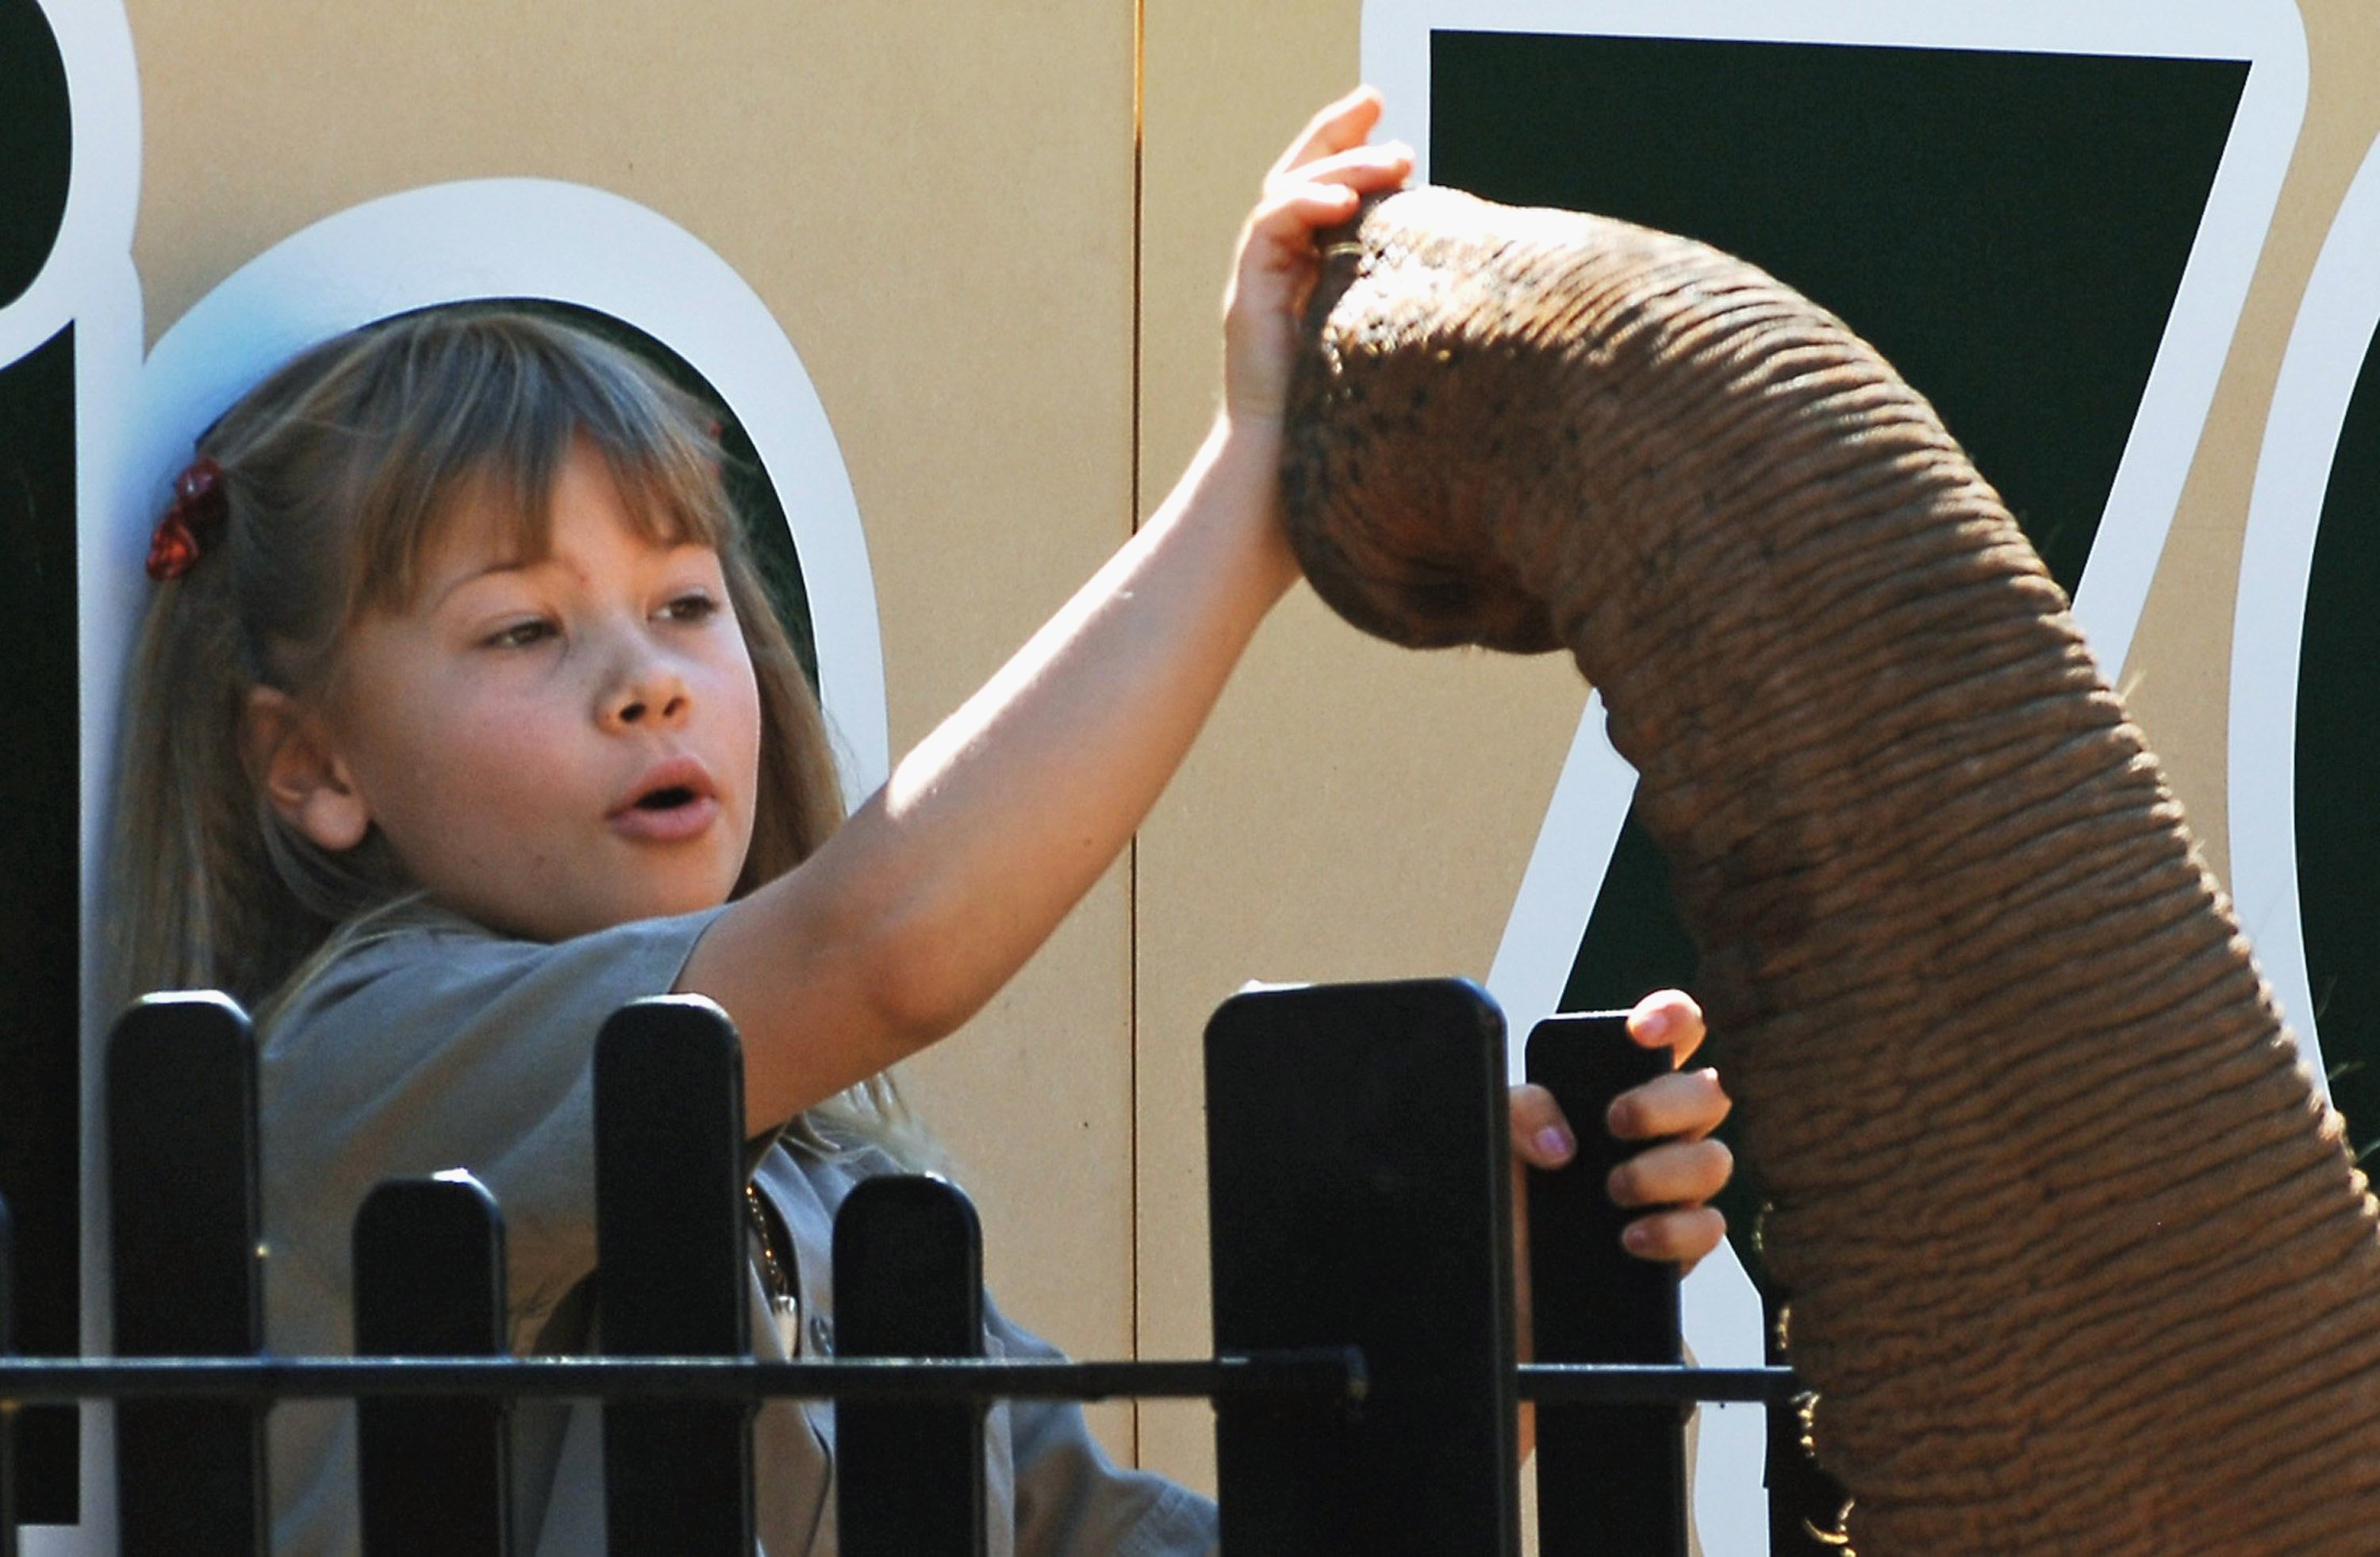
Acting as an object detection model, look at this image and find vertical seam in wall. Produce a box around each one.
[1127,0,1147,1469]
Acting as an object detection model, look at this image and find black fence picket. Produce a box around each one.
[834,1174,987,1556]
[106,995,266,1557]
[2,1191,17,1557]
[353,1172,511,1556]
[14,979,1791,1555]
[1205,979,1520,1556]
[1526,1012,1689,1555]
[593,995,755,1557]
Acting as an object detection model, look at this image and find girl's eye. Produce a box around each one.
[485,619,557,650]
[661,591,722,624]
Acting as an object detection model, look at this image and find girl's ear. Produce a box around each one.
[240,688,372,852]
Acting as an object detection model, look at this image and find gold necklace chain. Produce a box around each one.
[744,1180,799,1317]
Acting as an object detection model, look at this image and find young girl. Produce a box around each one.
[109,90,1733,1554]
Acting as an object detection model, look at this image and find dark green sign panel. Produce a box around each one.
[1429,30,2248,1547]
[2297,326,2380,1157]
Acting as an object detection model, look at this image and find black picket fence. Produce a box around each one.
[0,979,1798,1555]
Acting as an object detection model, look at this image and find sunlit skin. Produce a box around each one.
[243,92,1734,1426]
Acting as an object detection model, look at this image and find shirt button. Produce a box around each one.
[809,1313,835,1355]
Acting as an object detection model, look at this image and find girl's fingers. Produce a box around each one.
[1509,1083,1576,1168]
[1625,988,1706,1064]
[1241,185,1361,255]
[1246,144,1413,247]
[1607,1066,1731,1141]
[1271,84,1387,177]
[1607,1137,1733,1210]
[1271,140,1414,196]
[1622,1205,1728,1267]
[1222,90,1412,424]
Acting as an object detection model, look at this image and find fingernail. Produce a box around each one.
[1622,1223,1653,1254]
[1534,1125,1574,1162]
[1635,1006,1676,1044]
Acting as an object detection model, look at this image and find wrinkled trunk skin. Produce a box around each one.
[1280,188,2380,1553]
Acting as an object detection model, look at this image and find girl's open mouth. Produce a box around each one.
[611,789,719,842]
[610,763,720,843]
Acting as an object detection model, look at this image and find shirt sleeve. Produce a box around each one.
[259,907,727,1350]
[988,1297,1220,1557]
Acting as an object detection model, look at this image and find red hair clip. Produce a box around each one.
[147,455,228,581]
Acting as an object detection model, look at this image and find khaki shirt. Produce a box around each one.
[259,906,1215,1555]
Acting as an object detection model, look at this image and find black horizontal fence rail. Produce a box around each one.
[0,979,1799,1554]
[0,1355,1795,1406]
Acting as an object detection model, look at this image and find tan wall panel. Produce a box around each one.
[2125,0,2380,884]
[1134,1,1591,1490]
[114,0,2380,1517]
[128,0,1145,1452]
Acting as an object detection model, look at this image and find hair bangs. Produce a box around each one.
[343,312,735,621]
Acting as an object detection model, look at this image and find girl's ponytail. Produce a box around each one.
[110,500,261,1007]
[108,443,397,1011]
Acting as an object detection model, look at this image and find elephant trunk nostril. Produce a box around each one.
[1284,183,2380,1555]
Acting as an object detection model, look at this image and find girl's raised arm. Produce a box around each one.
[681,90,1414,1132]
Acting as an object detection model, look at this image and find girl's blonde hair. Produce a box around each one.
[110,305,930,1161]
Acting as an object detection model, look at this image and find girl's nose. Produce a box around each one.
[598,657,693,732]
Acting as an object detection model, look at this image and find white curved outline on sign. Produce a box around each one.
[1357,5,2306,1552]
[2229,130,2380,1095]
[0,0,140,369]
[123,181,891,812]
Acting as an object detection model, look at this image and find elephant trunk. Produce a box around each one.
[1280,187,2380,1553]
